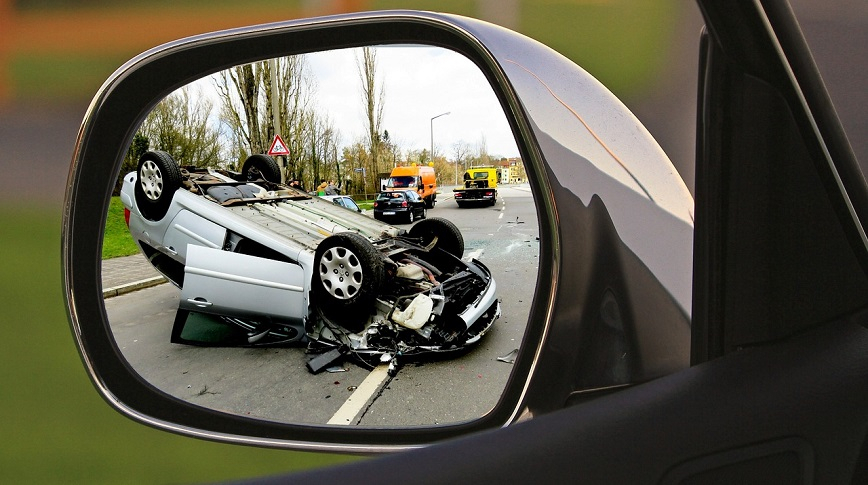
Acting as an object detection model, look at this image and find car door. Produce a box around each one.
[179,244,307,326]
[161,209,227,262]
[405,191,422,218]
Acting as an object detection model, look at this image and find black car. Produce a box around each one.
[372,190,427,224]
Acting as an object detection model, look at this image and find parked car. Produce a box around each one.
[373,190,427,224]
[62,2,868,482]
[120,150,498,369]
[320,194,364,213]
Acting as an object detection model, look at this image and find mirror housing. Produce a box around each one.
[64,11,693,451]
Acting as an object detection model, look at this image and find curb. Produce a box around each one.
[103,276,167,299]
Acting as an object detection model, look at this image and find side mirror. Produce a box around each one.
[63,11,693,452]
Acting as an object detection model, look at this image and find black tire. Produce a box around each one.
[407,210,415,224]
[134,150,182,221]
[425,196,436,209]
[456,201,466,208]
[241,154,281,183]
[408,217,465,258]
[421,208,427,219]
[312,232,384,332]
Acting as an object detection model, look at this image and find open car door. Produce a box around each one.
[179,245,307,327]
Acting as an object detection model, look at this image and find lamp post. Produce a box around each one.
[430,111,450,171]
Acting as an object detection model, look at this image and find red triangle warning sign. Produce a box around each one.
[268,134,290,156]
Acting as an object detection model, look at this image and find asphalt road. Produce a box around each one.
[105,185,539,426]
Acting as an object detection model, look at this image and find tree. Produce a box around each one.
[215,56,313,175]
[473,134,492,167]
[430,154,453,187]
[342,140,372,197]
[380,130,400,169]
[137,86,222,167]
[357,47,385,192]
[405,148,431,166]
[452,140,472,185]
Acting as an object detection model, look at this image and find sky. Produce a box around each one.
[189,45,520,161]
[305,45,520,159]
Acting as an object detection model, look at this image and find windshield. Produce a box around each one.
[389,176,417,188]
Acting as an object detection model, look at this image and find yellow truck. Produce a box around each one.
[385,164,438,208]
[453,167,499,207]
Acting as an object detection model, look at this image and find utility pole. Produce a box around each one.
[430,111,450,165]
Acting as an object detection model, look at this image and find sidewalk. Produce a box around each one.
[101,253,166,298]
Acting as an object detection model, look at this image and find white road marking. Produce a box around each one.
[327,365,391,425]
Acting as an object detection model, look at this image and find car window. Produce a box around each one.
[391,176,416,188]
[343,198,361,211]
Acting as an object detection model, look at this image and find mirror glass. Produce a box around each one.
[102,45,538,427]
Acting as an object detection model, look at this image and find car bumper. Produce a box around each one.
[457,259,499,331]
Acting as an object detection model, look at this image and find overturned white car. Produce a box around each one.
[120,151,500,372]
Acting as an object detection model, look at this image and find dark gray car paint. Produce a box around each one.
[62,3,868,479]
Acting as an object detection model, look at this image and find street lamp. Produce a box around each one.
[430,111,450,167]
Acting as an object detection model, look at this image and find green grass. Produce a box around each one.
[102,197,140,259]
[0,206,357,484]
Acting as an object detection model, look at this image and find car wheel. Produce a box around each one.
[407,210,415,224]
[456,201,465,208]
[134,150,182,221]
[425,197,435,209]
[241,154,281,183]
[408,217,464,259]
[421,208,427,219]
[312,232,384,332]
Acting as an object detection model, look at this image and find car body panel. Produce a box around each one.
[180,245,307,325]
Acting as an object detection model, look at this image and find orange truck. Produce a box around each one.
[385,164,438,208]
